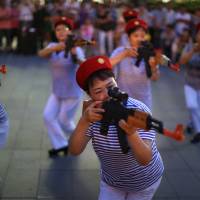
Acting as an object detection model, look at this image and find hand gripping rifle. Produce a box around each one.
[64,34,96,61]
[135,41,180,78]
[0,65,7,86]
[99,87,185,154]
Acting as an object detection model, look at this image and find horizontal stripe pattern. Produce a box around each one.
[86,97,164,191]
[0,104,8,123]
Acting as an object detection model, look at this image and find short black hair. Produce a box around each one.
[85,69,115,93]
[127,26,147,37]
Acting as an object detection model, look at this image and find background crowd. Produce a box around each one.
[0,0,200,63]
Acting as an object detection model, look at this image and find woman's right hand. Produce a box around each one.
[82,101,105,123]
[52,42,66,52]
[123,47,138,58]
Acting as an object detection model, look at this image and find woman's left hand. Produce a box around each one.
[149,56,157,70]
[70,47,77,55]
[149,56,160,81]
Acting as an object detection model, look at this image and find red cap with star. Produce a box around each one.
[76,56,112,90]
[125,18,148,33]
[54,17,74,30]
[123,9,138,22]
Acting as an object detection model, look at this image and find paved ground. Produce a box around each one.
[0,54,200,200]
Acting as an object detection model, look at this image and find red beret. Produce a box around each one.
[123,9,138,21]
[54,17,74,30]
[125,18,148,33]
[76,56,112,90]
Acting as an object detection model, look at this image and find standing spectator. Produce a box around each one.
[174,7,191,35]
[114,16,126,47]
[160,24,176,58]
[80,18,95,57]
[95,3,116,55]
[150,4,165,48]
[18,0,35,54]
[38,17,85,157]
[9,0,20,53]
[171,28,192,62]
[165,2,175,26]
[33,0,50,50]
[118,9,138,47]
[110,18,160,109]
[179,24,200,144]
[69,55,164,200]
[0,1,13,52]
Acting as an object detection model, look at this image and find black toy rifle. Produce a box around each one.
[135,41,180,78]
[64,34,96,61]
[83,87,185,154]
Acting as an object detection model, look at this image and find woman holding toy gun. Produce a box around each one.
[179,24,200,144]
[69,56,164,200]
[38,17,85,157]
[110,18,160,109]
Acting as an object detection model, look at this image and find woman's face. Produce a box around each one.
[129,28,146,48]
[55,24,71,42]
[89,77,117,101]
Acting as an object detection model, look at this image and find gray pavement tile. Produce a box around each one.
[194,171,200,180]
[9,150,41,170]
[37,170,73,199]
[4,119,21,149]
[0,150,12,177]
[153,198,178,200]
[40,153,74,170]
[72,169,99,199]
[165,171,200,198]
[14,129,43,150]
[40,145,98,171]
[1,169,39,198]
[160,150,190,171]
[154,175,177,198]
[73,198,97,200]
[178,199,200,200]
[40,133,52,151]
[37,199,71,200]
[175,145,200,171]
[1,199,36,200]
[0,150,12,196]
[69,143,99,170]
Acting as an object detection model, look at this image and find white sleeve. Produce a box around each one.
[76,47,85,62]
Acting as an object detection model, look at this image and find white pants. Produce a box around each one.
[184,85,200,133]
[0,120,9,149]
[98,177,162,200]
[43,94,80,149]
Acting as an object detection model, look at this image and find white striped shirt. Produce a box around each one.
[111,46,152,109]
[0,103,9,149]
[86,97,164,192]
[0,103,8,123]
